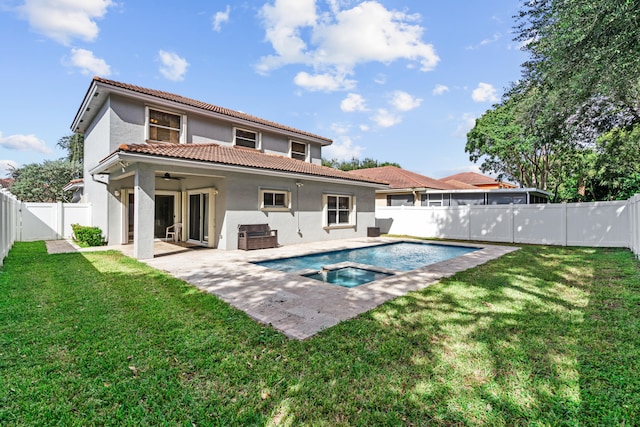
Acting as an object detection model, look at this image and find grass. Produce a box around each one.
[1,241,639,426]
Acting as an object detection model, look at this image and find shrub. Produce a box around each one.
[71,224,104,247]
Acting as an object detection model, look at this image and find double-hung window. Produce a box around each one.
[147,108,183,143]
[260,189,290,211]
[323,194,355,227]
[290,141,308,161]
[234,128,259,149]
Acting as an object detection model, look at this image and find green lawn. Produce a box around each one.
[1,241,639,426]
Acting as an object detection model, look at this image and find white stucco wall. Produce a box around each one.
[219,172,376,250]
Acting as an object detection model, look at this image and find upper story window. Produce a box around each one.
[290,141,308,161]
[147,108,183,143]
[234,128,260,149]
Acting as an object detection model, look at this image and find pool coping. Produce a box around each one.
[135,237,519,340]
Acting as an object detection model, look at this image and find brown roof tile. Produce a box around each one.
[115,143,386,185]
[347,166,456,190]
[439,172,500,186]
[92,77,332,144]
[439,179,478,189]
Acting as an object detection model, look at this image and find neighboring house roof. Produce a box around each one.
[63,178,84,192]
[72,77,333,145]
[346,166,456,190]
[439,179,479,190]
[97,143,387,186]
[439,172,516,188]
[0,178,14,189]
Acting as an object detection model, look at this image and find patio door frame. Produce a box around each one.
[122,189,181,244]
[184,187,217,247]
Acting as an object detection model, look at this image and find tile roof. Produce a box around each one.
[346,166,456,190]
[113,143,387,185]
[91,77,332,144]
[439,171,501,186]
[438,179,478,189]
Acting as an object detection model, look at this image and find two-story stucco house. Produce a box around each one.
[71,77,386,259]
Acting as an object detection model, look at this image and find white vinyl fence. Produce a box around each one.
[0,194,92,266]
[1,190,20,267]
[377,195,640,258]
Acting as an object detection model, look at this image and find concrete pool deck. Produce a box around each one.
[48,238,519,340]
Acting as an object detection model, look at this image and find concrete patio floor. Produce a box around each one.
[47,238,519,340]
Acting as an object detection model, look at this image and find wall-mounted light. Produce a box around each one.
[114,190,121,197]
[295,182,304,188]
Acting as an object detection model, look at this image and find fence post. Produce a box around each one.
[57,202,64,239]
[562,202,568,246]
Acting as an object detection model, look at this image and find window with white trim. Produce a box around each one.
[260,189,290,211]
[147,108,183,143]
[234,128,259,149]
[323,194,355,227]
[290,140,308,161]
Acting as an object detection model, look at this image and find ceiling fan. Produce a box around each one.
[157,172,183,181]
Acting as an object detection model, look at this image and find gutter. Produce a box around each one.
[89,152,390,189]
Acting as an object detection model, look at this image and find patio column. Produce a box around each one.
[133,164,155,260]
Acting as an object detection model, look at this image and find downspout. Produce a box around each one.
[295,181,304,235]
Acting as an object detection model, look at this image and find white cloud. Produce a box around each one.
[340,93,367,112]
[371,108,401,128]
[257,1,439,92]
[323,136,363,160]
[0,132,52,154]
[212,5,230,32]
[389,90,422,111]
[293,71,355,92]
[0,160,19,177]
[18,0,113,45]
[158,50,189,81]
[330,122,351,134]
[466,33,501,50]
[374,74,387,85]
[472,82,500,103]
[432,84,449,95]
[452,113,477,138]
[69,48,110,76]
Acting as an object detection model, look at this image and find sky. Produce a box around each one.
[0,0,528,180]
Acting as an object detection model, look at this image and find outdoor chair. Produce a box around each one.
[165,223,182,242]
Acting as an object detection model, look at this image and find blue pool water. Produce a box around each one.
[304,267,393,288]
[255,242,478,273]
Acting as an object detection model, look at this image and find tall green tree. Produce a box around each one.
[516,0,640,121]
[322,157,401,171]
[588,125,640,200]
[9,160,76,202]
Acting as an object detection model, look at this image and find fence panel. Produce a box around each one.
[469,205,513,242]
[378,197,639,251]
[20,203,91,242]
[513,204,566,245]
[566,201,629,247]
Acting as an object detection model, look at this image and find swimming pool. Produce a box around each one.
[255,241,478,277]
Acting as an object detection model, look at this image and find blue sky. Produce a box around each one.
[0,0,526,179]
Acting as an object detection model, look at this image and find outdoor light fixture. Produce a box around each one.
[163,173,171,181]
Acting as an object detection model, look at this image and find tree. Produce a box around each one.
[322,157,401,171]
[516,0,640,122]
[9,160,76,202]
[466,84,579,197]
[57,133,84,179]
[587,125,640,200]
